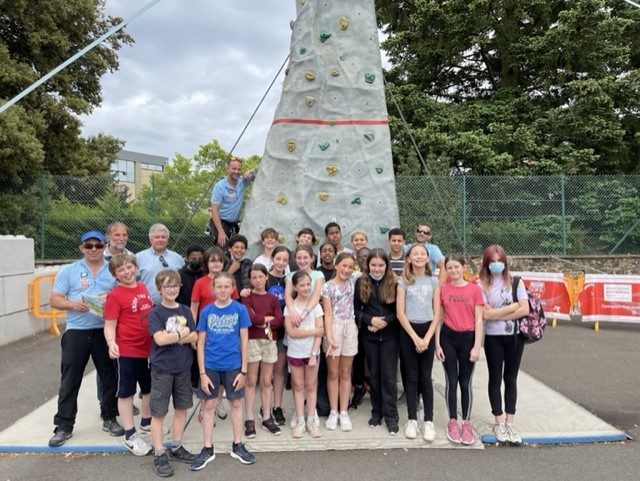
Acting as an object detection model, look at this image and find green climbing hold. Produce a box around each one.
[318,141,330,151]
[351,196,362,205]
[300,47,307,55]
[364,133,375,142]
[375,166,383,174]
[320,32,332,43]
[379,225,390,234]
[364,73,375,84]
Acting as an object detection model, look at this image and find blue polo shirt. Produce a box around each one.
[52,259,116,330]
[135,248,185,304]
[403,242,445,275]
[210,176,249,223]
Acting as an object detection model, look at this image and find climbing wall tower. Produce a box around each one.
[241,0,399,253]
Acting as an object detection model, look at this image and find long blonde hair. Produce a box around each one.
[402,243,432,284]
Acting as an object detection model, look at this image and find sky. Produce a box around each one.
[80,0,297,161]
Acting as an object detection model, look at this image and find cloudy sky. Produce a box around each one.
[80,0,297,160]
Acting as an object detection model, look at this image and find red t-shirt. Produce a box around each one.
[104,283,153,357]
[439,282,484,332]
[191,275,239,316]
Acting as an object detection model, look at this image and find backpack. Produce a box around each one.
[511,276,546,343]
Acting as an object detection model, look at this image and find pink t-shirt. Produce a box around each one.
[440,282,484,332]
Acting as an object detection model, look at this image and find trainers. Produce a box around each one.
[461,420,475,445]
[338,412,352,432]
[244,420,256,438]
[168,445,196,464]
[404,419,418,439]
[307,415,321,438]
[102,419,125,437]
[423,421,436,442]
[230,442,256,464]
[387,423,399,436]
[493,423,510,443]
[447,419,461,444]
[153,452,173,477]
[189,446,215,471]
[123,432,152,456]
[292,418,306,438]
[506,423,522,445]
[325,411,338,430]
[261,417,282,436]
[272,407,286,426]
[216,400,227,420]
[368,416,381,428]
[48,429,72,447]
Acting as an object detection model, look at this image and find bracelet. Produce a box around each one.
[239,371,247,376]
[199,371,206,376]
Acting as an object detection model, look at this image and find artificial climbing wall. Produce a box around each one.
[241,0,400,254]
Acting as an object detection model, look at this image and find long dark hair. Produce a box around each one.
[358,248,396,303]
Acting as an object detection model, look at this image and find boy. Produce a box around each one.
[253,227,279,271]
[103,254,154,456]
[191,272,255,471]
[148,269,198,477]
[225,234,253,297]
[388,228,406,276]
[324,222,353,256]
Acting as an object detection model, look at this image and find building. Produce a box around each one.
[110,150,168,200]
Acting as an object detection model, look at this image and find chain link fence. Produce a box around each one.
[2,174,639,260]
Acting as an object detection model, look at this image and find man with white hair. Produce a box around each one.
[103,221,133,261]
[135,224,185,304]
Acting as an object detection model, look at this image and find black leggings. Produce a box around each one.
[484,334,524,416]
[399,321,434,421]
[440,326,476,421]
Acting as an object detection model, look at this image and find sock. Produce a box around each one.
[339,411,348,416]
[140,417,151,428]
[124,427,136,440]
[154,448,165,457]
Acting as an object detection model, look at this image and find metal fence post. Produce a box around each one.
[39,174,46,259]
[462,176,467,253]
[561,175,567,254]
[150,175,156,223]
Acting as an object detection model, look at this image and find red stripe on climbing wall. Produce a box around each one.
[272,118,389,126]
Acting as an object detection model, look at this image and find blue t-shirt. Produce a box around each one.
[403,243,445,275]
[148,303,196,374]
[52,259,116,330]
[197,300,251,371]
[210,176,249,223]
[135,248,185,304]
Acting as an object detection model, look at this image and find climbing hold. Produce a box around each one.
[364,73,375,84]
[285,68,289,76]
[326,166,338,176]
[379,225,390,234]
[318,141,330,151]
[329,119,335,126]
[320,32,332,43]
[339,16,349,30]
[305,95,315,107]
[287,140,296,152]
[300,0,306,5]
[375,166,384,174]
[304,71,316,81]
[276,195,287,205]
[330,69,340,77]
[277,234,286,244]
[300,47,307,55]
[364,133,375,142]
[351,196,362,205]
[318,192,329,201]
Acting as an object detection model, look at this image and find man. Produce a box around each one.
[48,230,124,447]
[414,223,446,282]
[177,245,205,306]
[103,221,132,261]
[135,224,185,304]
[210,157,255,248]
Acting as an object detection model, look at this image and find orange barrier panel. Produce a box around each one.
[579,274,640,330]
[511,272,572,325]
[28,273,65,336]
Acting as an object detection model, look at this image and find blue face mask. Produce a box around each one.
[488,261,505,274]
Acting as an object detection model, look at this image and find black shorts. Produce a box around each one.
[149,368,193,417]
[196,367,244,401]
[116,357,151,398]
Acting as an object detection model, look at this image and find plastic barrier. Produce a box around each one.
[512,271,572,326]
[579,274,640,330]
[28,273,66,336]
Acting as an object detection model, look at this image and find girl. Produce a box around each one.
[354,248,400,435]
[253,227,279,271]
[317,242,337,281]
[267,246,291,426]
[242,264,283,438]
[322,252,358,431]
[350,229,368,252]
[478,245,529,445]
[284,271,324,438]
[396,244,439,441]
[434,255,484,445]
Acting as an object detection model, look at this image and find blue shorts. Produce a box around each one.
[196,367,244,401]
[116,357,151,398]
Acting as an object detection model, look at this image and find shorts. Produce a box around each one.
[196,367,244,401]
[116,357,151,398]
[287,356,311,367]
[149,368,193,417]
[248,339,278,364]
[323,318,358,357]
[276,336,287,354]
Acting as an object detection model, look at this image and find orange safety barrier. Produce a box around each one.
[28,273,65,336]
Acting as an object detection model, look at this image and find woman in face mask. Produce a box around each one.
[478,244,530,445]
[354,248,400,435]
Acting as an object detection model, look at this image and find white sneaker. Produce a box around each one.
[123,432,152,456]
[216,400,227,420]
[404,419,418,439]
[423,421,436,442]
[338,412,352,432]
[307,414,321,438]
[325,411,338,431]
[292,418,306,438]
[506,423,522,445]
[493,423,509,443]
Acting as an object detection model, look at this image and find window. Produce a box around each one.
[111,159,135,182]
[141,163,163,172]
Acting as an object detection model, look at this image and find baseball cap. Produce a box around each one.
[80,230,106,243]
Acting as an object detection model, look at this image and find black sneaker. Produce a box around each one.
[153,452,173,477]
[189,446,215,471]
[230,442,256,465]
[244,420,256,438]
[368,417,382,428]
[168,445,196,464]
[261,417,282,436]
[272,407,286,426]
[102,419,125,437]
[387,423,399,436]
[48,429,72,447]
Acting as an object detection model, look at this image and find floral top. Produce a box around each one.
[321,274,358,321]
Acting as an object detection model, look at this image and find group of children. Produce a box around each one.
[102,222,529,477]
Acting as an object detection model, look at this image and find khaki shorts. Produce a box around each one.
[323,318,358,357]
[248,339,278,364]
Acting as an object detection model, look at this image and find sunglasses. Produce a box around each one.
[83,242,104,250]
[416,229,432,235]
[159,255,169,268]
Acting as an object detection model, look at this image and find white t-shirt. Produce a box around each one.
[481,276,527,336]
[284,304,323,358]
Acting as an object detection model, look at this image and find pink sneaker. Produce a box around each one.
[446,419,461,444]
[460,420,475,445]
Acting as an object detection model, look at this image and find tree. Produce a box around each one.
[0,0,132,234]
[376,0,640,174]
